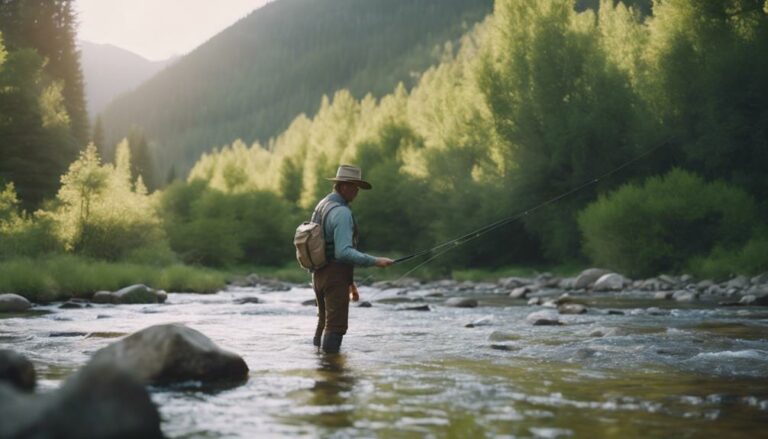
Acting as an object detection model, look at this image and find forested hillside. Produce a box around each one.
[99,0,494,182]
[184,0,768,276]
[0,0,86,208]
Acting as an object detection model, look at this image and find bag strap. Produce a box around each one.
[312,198,341,226]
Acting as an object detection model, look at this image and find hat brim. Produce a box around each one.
[326,177,372,190]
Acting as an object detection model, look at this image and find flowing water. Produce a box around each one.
[2,284,768,438]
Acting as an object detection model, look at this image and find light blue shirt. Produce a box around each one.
[322,192,377,267]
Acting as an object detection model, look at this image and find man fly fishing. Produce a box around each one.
[307,165,394,353]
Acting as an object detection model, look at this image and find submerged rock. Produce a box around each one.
[395,304,431,312]
[358,301,372,308]
[0,362,162,439]
[558,304,587,315]
[465,316,494,328]
[59,299,91,309]
[0,350,36,392]
[234,297,262,304]
[302,299,317,306]
[525,310,561,326]
[89,323,249,385]
[0,294,31,313]
[444,297,478,308]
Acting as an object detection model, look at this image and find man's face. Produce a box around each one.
[338,182,359,203]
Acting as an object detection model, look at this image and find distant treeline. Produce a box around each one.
[97,0,494,181]
[1,0,766,281]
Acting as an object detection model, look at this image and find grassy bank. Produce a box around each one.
[0,255,229,303]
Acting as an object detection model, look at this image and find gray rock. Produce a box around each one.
[113,284,161,304]
[659,274,681,289]
[498,276,530,289]
[89,323,249,385]
[156,290,168,303]
[574,268,610,289]
[558,277,577,290]
[725,275,750,290]
[0,350,35,392]
[680,274,694,283]
[525,310,561,326]
[673,290,698,302]
[444,297,478,308]
[302,299,317,306]
[395,304,431,312]
[751,273,768,285]
[0,294,31,312]
[558,304,587,315]
[654,291,673,300]
[92,291,115,304]
[59,299,91,309]
[696,280,715,291]
[358,301,372,308]
[639,278,665,291]
[739,295,768,306]
[707,285,725,296]
[465,316,494,328]
[0,362,162,439]
[527,297,543,306]
[509,286,532,299]
[593,273,626,292]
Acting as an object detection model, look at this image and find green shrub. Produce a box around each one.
[160,181,298,267]
[688,227,768,280]
[578,169,759,278]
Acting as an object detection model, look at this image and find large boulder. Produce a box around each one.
[89,323,249,385]
[0,294,32,312]
[0,362,162,439]
[0,350,36,392]
[593,273,626,292]
[574,268,610,290]
[113,284,166,304]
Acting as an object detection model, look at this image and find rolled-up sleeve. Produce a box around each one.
[329,207,377,267]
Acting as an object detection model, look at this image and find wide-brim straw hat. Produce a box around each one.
[326,164,372,190]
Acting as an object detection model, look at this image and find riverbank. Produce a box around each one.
[0,256,229,302]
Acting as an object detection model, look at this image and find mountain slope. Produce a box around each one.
[80,41,176,117]
[99,0,493,176]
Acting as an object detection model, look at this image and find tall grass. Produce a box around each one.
[0,255,228,302]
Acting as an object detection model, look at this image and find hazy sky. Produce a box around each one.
[76,0,271,61]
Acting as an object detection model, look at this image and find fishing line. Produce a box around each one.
[360,141,667,293]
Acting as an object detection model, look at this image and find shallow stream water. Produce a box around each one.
[2,284,767,438]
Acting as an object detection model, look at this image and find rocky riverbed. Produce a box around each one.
[1,268,767,437]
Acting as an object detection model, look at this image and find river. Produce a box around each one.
[2,283,767,438]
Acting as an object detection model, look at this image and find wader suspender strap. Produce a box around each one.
[312,199,341,260]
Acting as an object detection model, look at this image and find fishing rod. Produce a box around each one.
[368,141,668,285]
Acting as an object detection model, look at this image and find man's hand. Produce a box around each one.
[375,257,395,268]
[349,283,359,302]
